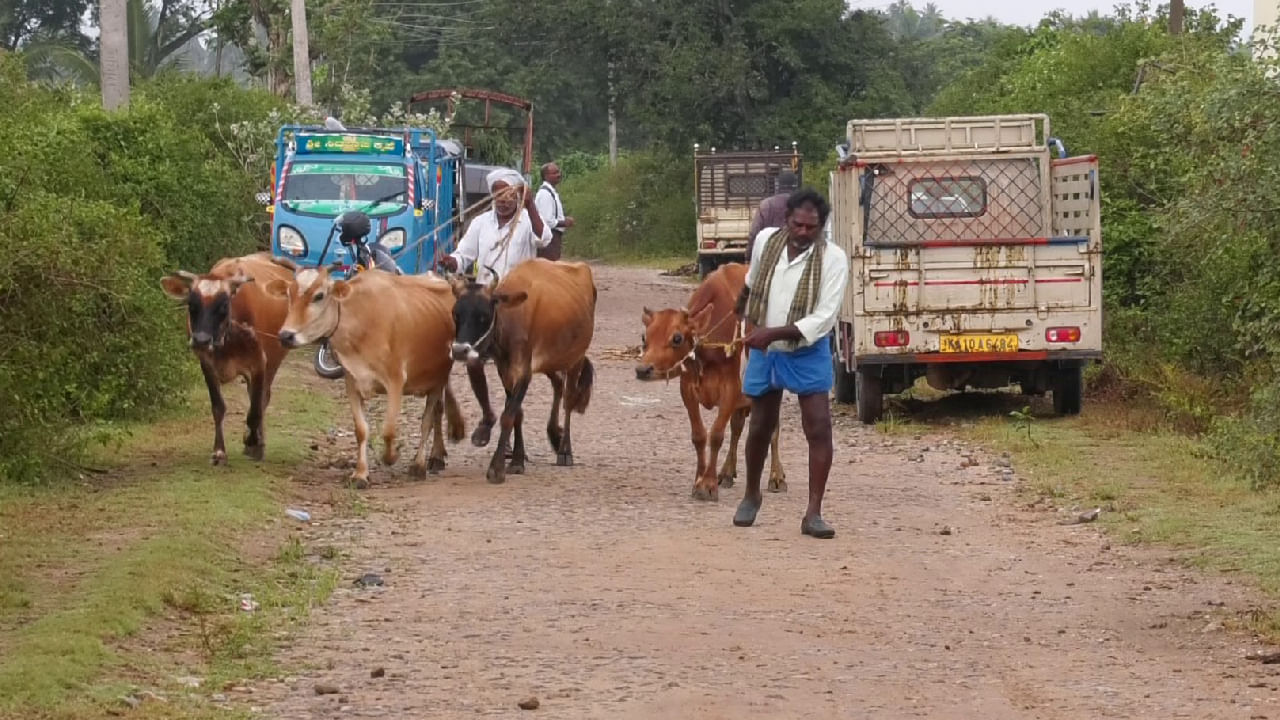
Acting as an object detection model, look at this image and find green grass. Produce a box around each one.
[0,354,344,718]
[886,386,1280,639]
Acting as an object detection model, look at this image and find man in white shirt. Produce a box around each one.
[440,167,551,446]
[440,168,552,284]
[731,188,849,539]
[534,162,574,261]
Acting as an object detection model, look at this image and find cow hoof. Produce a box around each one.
[555,452,574,467]
[486,466,506,484]
[546,428,563,451]
[506,461,525,475]
[381,448,399,467]
[471,420,494,448]
[691,484,719,502]
[717,473,736,488]
[408,463,427,479]
[428,457,447,474]
[243,444,264,461]
[211,450,228,466]
[348,474,370,490]
[767,478,788,493]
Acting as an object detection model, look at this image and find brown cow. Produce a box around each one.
[265,264,465,487]
[448,258,597,484]
[634,262,786,501]
[160,252,294,466]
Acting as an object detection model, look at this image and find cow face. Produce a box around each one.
[264,265,350,348]
[160,269,254,351]
[635,304,712,380]
[448,275,527,364]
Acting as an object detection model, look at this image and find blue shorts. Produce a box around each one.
[742,336,833,398]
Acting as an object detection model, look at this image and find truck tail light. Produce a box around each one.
[874,330,909,347]
[1045,326,1081,343]
[701,241,717,249]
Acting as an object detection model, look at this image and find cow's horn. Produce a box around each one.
[483,264,499,287]
[270,256,299,272]
[176,270,199,283]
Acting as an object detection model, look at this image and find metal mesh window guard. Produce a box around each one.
[864,158,1044,245]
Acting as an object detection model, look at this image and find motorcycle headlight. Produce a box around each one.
[278,226,307,257]
[379,228,406,252]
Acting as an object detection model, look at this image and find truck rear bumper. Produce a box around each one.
[855,349,1102,365]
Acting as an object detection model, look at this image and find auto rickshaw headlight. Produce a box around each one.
[278,226,307,257]
[379,228,405,252]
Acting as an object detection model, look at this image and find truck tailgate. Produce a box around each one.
[863,239,1092,313]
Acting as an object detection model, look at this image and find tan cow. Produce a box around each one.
[265,264,465,487]
[448,258,597,484]
[634,262,786,501]
[160,252,294,465]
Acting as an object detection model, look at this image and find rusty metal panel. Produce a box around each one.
[849,114,1049,157]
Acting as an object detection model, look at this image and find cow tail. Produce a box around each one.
[572,358,595,414]
[444,381,466,443]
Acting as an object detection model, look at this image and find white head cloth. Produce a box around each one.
[485,167,526,192]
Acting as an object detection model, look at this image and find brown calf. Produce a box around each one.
[449,258,597,484]
[266,264,465,487]
[635,262,786,501]
[160,252,294,465]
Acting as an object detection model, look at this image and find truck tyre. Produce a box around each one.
[698,256,717,279]
[832,344,856,404]
[1052,365,1083,416]
[856,369,883,424]
[314,341,345,380]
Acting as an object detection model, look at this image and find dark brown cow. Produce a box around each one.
[448,258,597,484]
[634,262,786,501]
[160,252,294,465]
[266,264,466,487]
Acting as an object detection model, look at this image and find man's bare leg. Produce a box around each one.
[734,390,783,527]
[797,392,835,538]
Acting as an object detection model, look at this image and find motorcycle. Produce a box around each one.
[312,200,403,379]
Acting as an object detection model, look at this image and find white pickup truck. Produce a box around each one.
[828,114,1103,423]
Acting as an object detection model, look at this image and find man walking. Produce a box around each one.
[732,188,849,539]
[746,170,799,261]
[535,161,574,261]
[439,167,552,446]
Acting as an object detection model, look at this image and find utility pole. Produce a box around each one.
[100,0,129,110]
[290,0,313,106]
[1169,0,1184,35]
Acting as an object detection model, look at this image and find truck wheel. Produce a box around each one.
[855,369,883,424]
[698,256,718,279]
[314,341,345,380]
[1052,365,1083,416]
[832,345,856,404]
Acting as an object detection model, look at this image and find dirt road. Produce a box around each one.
[256,264,1279,719]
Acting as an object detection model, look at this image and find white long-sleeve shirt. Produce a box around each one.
[450,208,552,285]
[745,227,849,352]
[535,183,565,232]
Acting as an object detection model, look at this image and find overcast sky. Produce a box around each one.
[851,0,1258,37]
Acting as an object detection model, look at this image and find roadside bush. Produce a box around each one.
[558,150,695,260]
[0,57,288,483]
[0,192,189,483]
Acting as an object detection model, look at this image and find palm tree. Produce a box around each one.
[25,0,209,88]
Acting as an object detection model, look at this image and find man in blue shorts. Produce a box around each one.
[732,188,849,539]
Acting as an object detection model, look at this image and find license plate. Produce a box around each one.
[939,334,1019,353]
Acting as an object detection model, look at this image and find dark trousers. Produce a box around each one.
[538,230,564,261]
